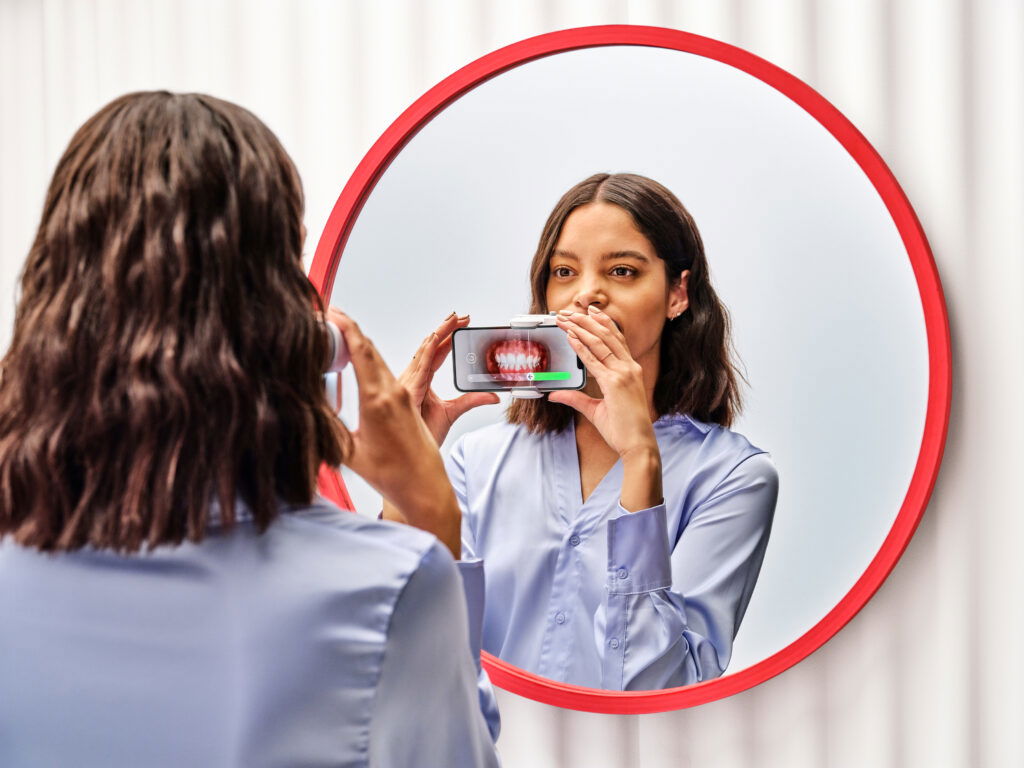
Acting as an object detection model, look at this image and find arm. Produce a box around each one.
[328,310,462,558]
[381,311,499,555]
[369,540,500,768]
[597,452,779,690]
[447,440,497,728]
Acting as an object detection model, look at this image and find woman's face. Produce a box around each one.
[545,201,689,370]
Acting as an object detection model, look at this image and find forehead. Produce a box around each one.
[554,202,655,257]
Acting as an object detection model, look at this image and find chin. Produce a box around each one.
[630,338,661,366]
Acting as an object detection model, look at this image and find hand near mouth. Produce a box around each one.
[399,312,500,446]
[551,306,663,511]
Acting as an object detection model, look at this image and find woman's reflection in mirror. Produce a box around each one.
[395,172,778,690]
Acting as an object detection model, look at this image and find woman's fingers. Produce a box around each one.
[409,315,450,374]
[547,389,601,421]
[402,312,463,394]
[564,306,631,359]
[560,322,612,377]
[330,311,393,393]
[557,314,616,371]
[585,305,632,357]
[446,391,500,421]
[429,314,469,375]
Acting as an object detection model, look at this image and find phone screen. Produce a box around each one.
[451,326,586,393]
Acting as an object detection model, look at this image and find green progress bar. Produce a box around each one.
[530,371,571,381]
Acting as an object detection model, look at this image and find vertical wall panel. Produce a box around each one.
[891,2,972,768]
[482,0,551,51]
[737,0,815,80]
[292,0,363,270]
[669,1,737,44]
[816,0,887,152]
[549,0,627,30]
[971,1,1024,766]
[0,1,1020,766]
[0,0,47,335]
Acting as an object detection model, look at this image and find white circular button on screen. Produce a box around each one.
[466,352,477,364]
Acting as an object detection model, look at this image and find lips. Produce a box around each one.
[485,339,549,379]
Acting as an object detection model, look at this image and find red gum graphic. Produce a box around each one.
[485,339,549,378]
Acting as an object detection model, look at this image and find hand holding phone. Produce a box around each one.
[397,313,500,445]
[329,311,462,557]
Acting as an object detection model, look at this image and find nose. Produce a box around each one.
[571,276,606,312]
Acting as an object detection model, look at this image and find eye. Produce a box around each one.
[550,265,574,278]
[610,265,638,277]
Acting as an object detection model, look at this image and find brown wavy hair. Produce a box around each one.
[0,91,349,553]
[508,172,743,433]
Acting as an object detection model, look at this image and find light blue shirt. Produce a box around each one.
[0,498,499,767]
[446,413,779,690]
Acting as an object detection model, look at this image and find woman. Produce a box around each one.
[395,173,779,691]
[0,92,498,766]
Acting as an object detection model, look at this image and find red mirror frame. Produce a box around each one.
[310,25,950,714]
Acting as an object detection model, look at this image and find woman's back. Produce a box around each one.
[0,90,498,766]
[0,499,497,767]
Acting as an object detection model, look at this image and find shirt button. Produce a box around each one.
[617,568,628,580]
[555,611,566,624]
[569,534,581,547]
[609,638,620,649]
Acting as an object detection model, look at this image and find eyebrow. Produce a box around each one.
[552,249,651,263]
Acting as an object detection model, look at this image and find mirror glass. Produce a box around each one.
[328,45,929,688]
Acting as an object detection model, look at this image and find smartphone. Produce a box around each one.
[452,325,586,393]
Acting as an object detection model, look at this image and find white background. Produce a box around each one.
[2,1,1021,766]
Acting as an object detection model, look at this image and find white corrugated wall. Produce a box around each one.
[1,1,1021,766]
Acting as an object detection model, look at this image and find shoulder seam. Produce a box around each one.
[692,450,775,514]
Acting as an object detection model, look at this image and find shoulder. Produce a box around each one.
[453,419,529,450]
[393,538,464,620]
[276,496,440,577]
[658,415,778,510]
[659,413,771,466]
[446,419,543,465]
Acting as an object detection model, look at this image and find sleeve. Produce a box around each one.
[595,452,779,691]
[369,540,500,768]
[454,558,500,741]
[444,437,500,731]
[444,435,480,563]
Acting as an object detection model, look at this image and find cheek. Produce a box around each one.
[544,284,566,310]
[628,305,668,352]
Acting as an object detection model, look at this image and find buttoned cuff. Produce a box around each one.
[607,504,671,594]
[455,558,486,670]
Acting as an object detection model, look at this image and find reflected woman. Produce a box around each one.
[396,172,779,691]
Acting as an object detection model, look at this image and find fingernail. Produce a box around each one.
[558,309,574,316]
[458,314,470,322]
[445,310,456,319]
[587,305,603,314]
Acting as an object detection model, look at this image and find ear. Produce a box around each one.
[667,270,690,320]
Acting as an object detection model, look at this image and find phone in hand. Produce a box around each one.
[451,325,586,393]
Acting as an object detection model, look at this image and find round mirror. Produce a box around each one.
[311,26,949,713]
